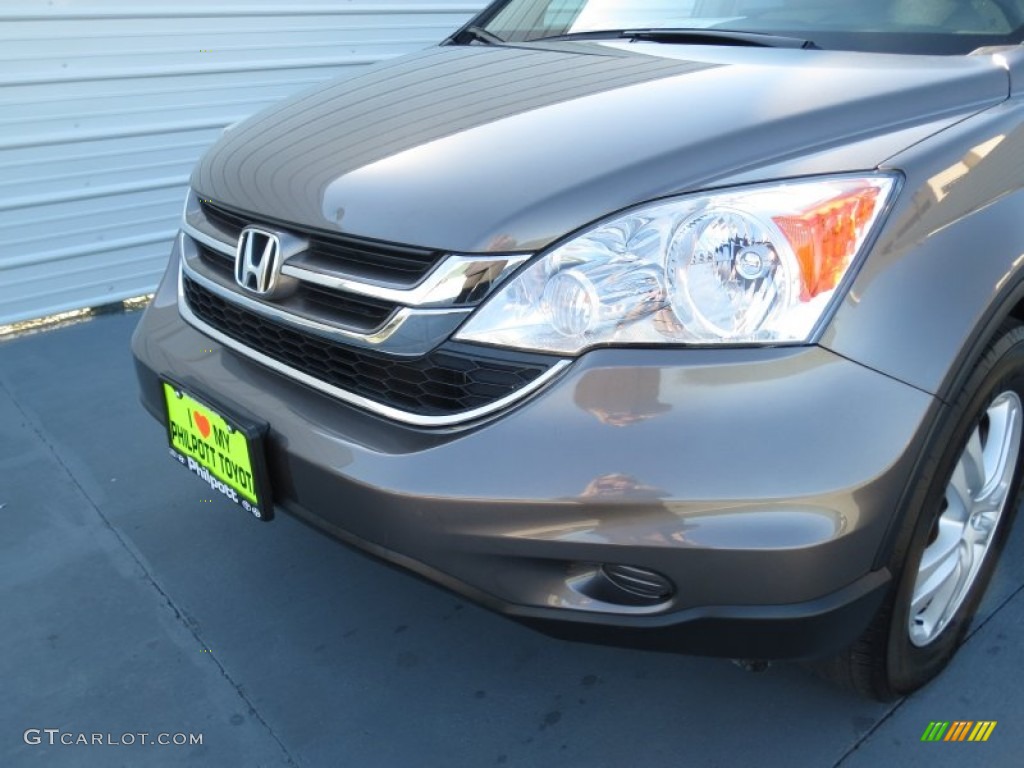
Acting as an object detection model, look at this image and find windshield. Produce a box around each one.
[475,0,1024,53]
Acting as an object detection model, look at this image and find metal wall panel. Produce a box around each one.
[0,0,484,323]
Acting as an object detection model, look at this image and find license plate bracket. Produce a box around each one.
[162,379,273,521]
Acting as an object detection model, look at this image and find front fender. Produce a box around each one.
[821,97,1024,402]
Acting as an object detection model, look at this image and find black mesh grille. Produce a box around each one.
[200,200,444,283]
[196,242,234,278]
[183,277,556,418]
[295,283,394,330]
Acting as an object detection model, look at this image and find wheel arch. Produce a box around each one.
[871,277,1024,570]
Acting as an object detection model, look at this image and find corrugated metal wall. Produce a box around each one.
[0,0,484,324]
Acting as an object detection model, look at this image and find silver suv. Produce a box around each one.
[133,0,1024,698]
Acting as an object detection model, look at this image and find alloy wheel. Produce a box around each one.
[908,391,1023,647]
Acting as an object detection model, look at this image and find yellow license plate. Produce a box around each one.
[162,382,271,520]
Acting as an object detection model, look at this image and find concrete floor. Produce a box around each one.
[1,310,1022,767]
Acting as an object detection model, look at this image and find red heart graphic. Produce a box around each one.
[194,411,211,439]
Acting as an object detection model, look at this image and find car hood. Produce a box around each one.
[193,43,1008,252]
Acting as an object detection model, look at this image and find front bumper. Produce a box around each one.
[132,244,940,659]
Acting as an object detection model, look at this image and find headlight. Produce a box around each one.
[455,175,897,354]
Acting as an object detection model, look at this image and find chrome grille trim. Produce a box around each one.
[183,203,530,308]
[196,198,444,283]
[179,233,471,357]
[280,253,529,308]
[183,220,234,256]
[177,263,572,428]
[175,191,568,425]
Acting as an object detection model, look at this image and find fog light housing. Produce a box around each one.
[569,562,676,608]
[601,564,675,603]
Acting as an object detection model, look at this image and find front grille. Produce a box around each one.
[194,241,395,332]
[183,277,555,418]
[200,200,444,284]
[196,242,233,279]
[295,283,394,330]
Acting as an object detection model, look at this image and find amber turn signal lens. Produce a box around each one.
[774,183,883,300]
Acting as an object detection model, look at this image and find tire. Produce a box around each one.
[814,320,1024,699]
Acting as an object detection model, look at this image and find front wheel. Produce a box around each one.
[906,389,1020,648]
[816,321,1024,699]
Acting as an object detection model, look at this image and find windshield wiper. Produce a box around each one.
[628,28,818,49]
[530,28,818,50]
[453,25,505,46]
